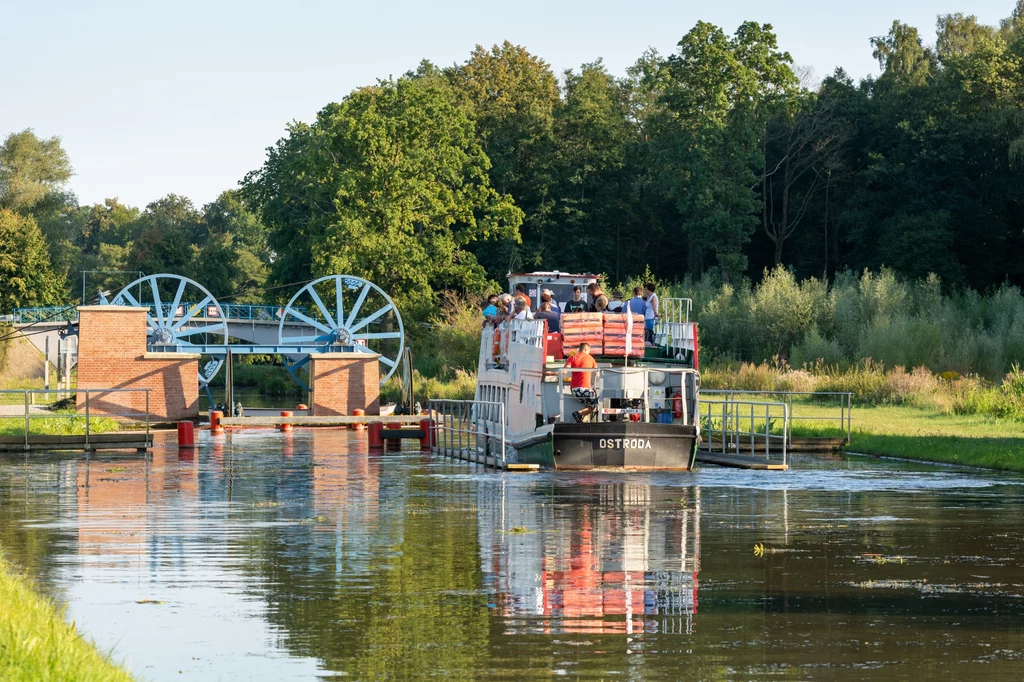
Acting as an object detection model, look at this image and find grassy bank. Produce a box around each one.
[0,550,133,681]
[778,401,1024,471]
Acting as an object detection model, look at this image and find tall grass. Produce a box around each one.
[702,359,1024,421]
[665,267,1024,380]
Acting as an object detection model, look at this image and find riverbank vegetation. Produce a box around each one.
[0,550,133,681]
[3,5,1024,467]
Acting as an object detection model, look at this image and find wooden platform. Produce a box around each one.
[220,415,427,427]
[704,435,846,454]
[0,432,153,452]
[695,452,789,470]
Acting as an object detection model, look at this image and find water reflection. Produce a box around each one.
[2,432,1024,679]
[477,480,699,635]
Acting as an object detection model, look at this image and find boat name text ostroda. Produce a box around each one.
[598,438,652,449]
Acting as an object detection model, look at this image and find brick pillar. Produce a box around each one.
[309,352,381,416]
[76,306,200,421]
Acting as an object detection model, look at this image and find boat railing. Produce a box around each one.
[701,390,853,444]
[654,298,694,356]
[484,319,545,370]
[698,399,789,467]
[428,399,507,469]
[552,366,699,427]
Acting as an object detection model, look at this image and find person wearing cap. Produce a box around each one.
[542,289,561,313]
[564,286,587,313]
[607,290,624,313]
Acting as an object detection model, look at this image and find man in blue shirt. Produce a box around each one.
[626,287,647,316]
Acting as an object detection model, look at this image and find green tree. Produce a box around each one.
[871,21,936,90]
[194,190,270,301]
[551,60,635,278]
[0,130,72,214]
[447,42,560,275]
[0,209,64,310]
[126,194,202,277]
[654,21,797,281]
[244,75,522,313]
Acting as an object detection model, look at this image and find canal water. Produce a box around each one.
[1,430,1023,680]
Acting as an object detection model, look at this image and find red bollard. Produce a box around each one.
[386,421,403,451]
[351,408,365,430]
[280,410,293,432]
[419,418,434,449]
[210,410,224,435]
[177,421,196,448]
[368,421,384,448]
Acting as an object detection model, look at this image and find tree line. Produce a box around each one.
[2,4,1023,318]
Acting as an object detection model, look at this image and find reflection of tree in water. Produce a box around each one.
[232,433,490,678]
[0,464,69,586]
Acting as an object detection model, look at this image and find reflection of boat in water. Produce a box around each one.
[476,480,701,635]
[476,271,701,470]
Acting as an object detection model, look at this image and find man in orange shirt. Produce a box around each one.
[565,342,598,423]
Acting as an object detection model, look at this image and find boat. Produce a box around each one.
[474,271,701,470]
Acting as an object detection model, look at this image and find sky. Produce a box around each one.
[0,0,1017,210]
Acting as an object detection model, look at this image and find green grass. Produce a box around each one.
[0,550,134,681]
[0,416,121,437]
[789,402,1024,472]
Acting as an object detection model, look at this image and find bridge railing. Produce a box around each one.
[13,304,309,324]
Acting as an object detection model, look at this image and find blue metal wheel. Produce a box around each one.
[278,275,404,391]
[106,274,229,386]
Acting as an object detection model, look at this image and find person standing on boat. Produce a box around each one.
[564,286,587,313]
[565,342,598,423]
[514,283,532,309]
[607,290,624,312]
[587,283,608,312]
[535,300,560,333]
[643,282,659,345]
[542,289,560,312]
[626,287,647,316]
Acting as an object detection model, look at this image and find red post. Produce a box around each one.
[210,410,224,435]
[351,408,365,430]
[368,421,384,448]
[177,421,195,448]
[386,421,403,450]
[280,410,293,432]
[419,418,434,449]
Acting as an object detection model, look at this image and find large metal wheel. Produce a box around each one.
[108,274,228,385]
[278,275,404,390]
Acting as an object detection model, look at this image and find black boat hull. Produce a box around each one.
[551,422,697,470]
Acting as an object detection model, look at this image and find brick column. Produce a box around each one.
[309,352,381,416]
[76,306,201,421]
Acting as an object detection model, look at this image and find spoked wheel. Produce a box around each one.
[278,275,404,391]
[107,274,228,386]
